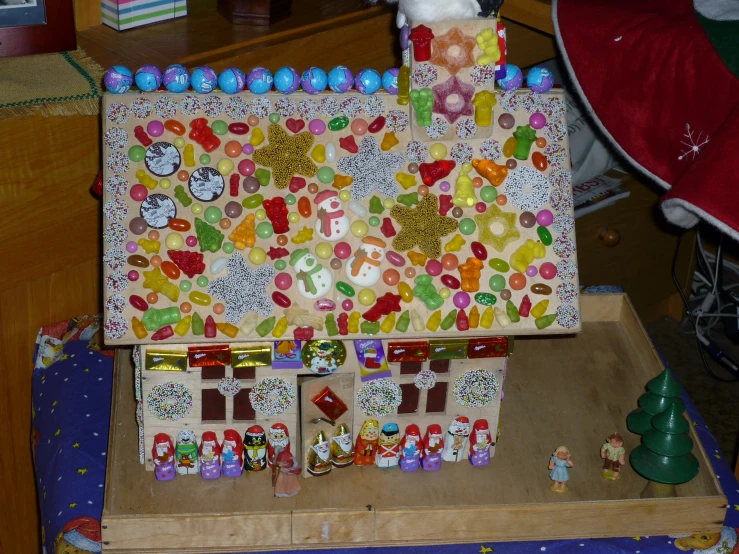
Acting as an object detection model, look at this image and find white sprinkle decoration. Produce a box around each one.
[453,369,499,408]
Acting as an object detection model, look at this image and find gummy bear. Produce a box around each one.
[380,217,396,238]
[408,251,427,267]
[174,185,192,207]
[138,238,161,254]
[264,197,290,234]
[348,312,360,334]
[325,313,339,336]
[337,312,349,335]
[445,234,466,253]
[510,239,546,273]
[458,257,484,292]
[134,126,152,147]
[439,194,453,216]
[453,162,477,207]
[410,88,433,127]
[475,28,501,66]
[360,320,381,335]
[413,274,444,310]
[419,160,455,186]
[292,226,314,244]
[168,250,206,279]
[363,293,402,322]
[267,246,290,260]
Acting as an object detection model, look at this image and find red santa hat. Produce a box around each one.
[61,516,102,552]
[314,190,338,205]
[554,0,739,240]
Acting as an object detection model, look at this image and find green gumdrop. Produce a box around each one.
[506,300,520,323]
[368,216,381,227]
[274,259,286,270]
[174,185,192,207]
[489,258,510,272]
[256,316,276,337]
[459,218,476,235]
[397,192,419,207]
[360,320,380,335]
[369,196,384,214]
[180,280,192,291]
[535,314,557,330]
[489,274,506,292]
[474,292,497,306]
[396,310,410,332]
[268,113,280,124]
[197,275,209,287]
[204,206,222,224]
[440,309,458,330]
[480,186,497,203]
[326,314,339,336]
[255,168,271,186]
[256,222,274,238]
[317,167,335,184]
[242,194,264,209]
[328,116,349,131]
[211,120,228,135]
[222,242,235,254]
[191,312,205,335]
[128,145,146,162]
[537,226,553,246]
[336,281,355,297]
[284,194,296,205]
[199,154,211,165]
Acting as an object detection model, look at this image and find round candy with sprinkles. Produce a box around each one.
[504,166,550,212]
[218,377,242,397]
[412,63,438,87]
[557,282,578,305]
[147,382,193,421]
[106,151,129,174]
[178,95,201,116]
[104,314,128,340]
[414,368,437,390]
[544,120,568,143]
[357,378,402,417]
[105,175,128,197]
[106,271,129,293]
[105,293,126,314]
[104,127,128,150]
[521,91,545,114]
[250,97,272,119]
[225,96,249,120]
[549,188,573,212]
[456,118,477,139]
[154,95,177,118]
[406,140,429,163]
[189,167,225,202]
[104,198,128,222]
[426,116,448,140]
[202,95,224,117]
[319,96,340,117]
[386,109,409,133]
[364,95,385,117]
[553,213,575,235]
[544,143,568,167]
[549,168,572,191]
[107,102,129,124]
[479,138,503,161]
[543,97,566,121]
[470,64,496,87]
[556,259,578,281]
[553,235,576,259]
[145,141,181,177]
[103,246,126,271]
[297,99,318,120]
[104,222,128,246]
[556,303,579,328]
[340,96,363,118]
[453,369,499,408]
[497,90,519,113]
[275,97,296,117]
[249,377,296,416]
[450,142,474,164]
[130,97,153,119]
[140,193,177,228]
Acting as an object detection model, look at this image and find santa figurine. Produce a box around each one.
[442,416,471,462]
[290,248,333,299]
[221,429,244,477]
[313,190,350,241]
[199,431,221,479]
[376,423,401,468]
[307,430,332,476]
[244,425,267,471]
[345,236,387,288]
[468,419,492,466]
[267,423,290,469]
[399,424,423,472]
[422,424,444,471]
[331,422,355,467]
[273,448,302,498]
[152,433,176,481]
[175,430,200,475]
[354,419,380,466]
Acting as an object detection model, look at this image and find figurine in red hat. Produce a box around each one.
[152,433,176,481]
[422,424,444,471]
[221,429,244,478]
[442,416,471,462]
[54,516,101,554]
[469,419,492,466]
[314,190,349,241]
[267,423,291,469]
[199,431,221,479]
[399,424,423,472]
[273,448,302,498]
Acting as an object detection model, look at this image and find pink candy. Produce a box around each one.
[539,262,557,280]
[130,184,148,201]
[536,209,554,226]
[238,159,256,177]
[386,251,406,266]
[274,272,293,290]
[453,291,470,309]
[425,259,443,276]
[334,242,352,260]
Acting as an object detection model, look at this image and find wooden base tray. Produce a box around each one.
[102,294,726,552]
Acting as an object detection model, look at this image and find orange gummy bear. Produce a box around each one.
[472,159,509,187]
[408,251,428,267]
[458,257,484,292]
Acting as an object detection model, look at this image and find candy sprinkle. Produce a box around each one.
[450,142,474,165]
[202,95,224,117]
[556,303,579,328]
[364,95,385,117]
[130,97,153,119]
[107,102,129,125]
[147,382,193,421]
[414,368,437,390]
[249,377,296,416]
[357,378,402,417]
[452,369,499,408]
[154,95,177,119]
[275,97,297,117]
[386,109,409,133]
[218,376,242,397]
[104,314,128,340]
[319,96,340,117]
[225,96,249,120]
[479,138,502,161]
[298,99,319,120]
[179,95,201,116]
[504,166,550,212]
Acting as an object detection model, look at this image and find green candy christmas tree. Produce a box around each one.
[626,368,685,435]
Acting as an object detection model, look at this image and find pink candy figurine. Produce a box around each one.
[221,429,244,477]
[469,419,492,466]
[199,431,221,480]
[422,424,444,471]
[399,424,423,472]
[273,449,302,498]
[152,433,176,481]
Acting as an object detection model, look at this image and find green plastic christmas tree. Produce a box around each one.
[626,368,685,435]
[631,403,699,497]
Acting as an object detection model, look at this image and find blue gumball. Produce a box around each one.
[134,65,162,92]
[496,64,523,91]
[526,66,554,93]
[354,68,382,95]
[191,66,218,94]
[104,65,133,94]
[273,66,300,94]
[247,66,273,95]
[382,68,399,95]
[327,65,354,93]
[300,67,327,95]
[218,67,247,94]
[162,64,190,93]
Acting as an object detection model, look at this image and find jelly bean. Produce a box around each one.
[503,136,517,158]
[298,196,312,218]
[311,144,326,163]
[328,116,349,131]
[250,127,265,146]
[160,261,180,280]
[495,307,511,328]
[475,292,497,306]
[471,241,488,260]
[368,115,386,133]
[348,200,367,217]
[315,299,336,311]
[129,295,149,311]
[272,291,291,308]
[164,119,186,135]
[189,291,212,306]
[386,251,405,267]
[537,225,553,246]
[127,254,149,268]
[167,218,191,232]
[210,257,229,274]
[489,258,510,272]
[336,281,355,297]
[532,151,548,171]
[441,274,461,289]
[242,194,264,209]
[397,282,414,303]
[325,142,337,163]
[228,122,249,135]
[531,283,552,295]
[531,299,549,319]
[535,313,556,330]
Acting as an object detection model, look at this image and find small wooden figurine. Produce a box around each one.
[221,429,244,477]
[199,431,221,479]
[175,430,200,475]
[152,433,176,481]
[354,419,380,466]
[549,446,574,493]
[422,424,444,471]
[273,449,302,498]
[442,416,471,462]
[601,432,627,480]
[469,419,492,466]
[244,425,267,471]
[330,422,355,467]
[267,423,291,469]
[307,430,333,476]
[399,424,422,472]
[376,423,401,468]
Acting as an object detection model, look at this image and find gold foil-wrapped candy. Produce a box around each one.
[330,423,355,468]
[306,430,332,476]
[145,350,187,371]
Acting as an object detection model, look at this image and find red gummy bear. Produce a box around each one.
[167,250,205,279]
[267,246,290,260]
[439,194,453,216]
[189,118,220,152]
[229,174,239,197]
[362,292,402,322]
[337,313,349,336]
[339,135,358,153]
[294,327,314,340]
[456,309,469,331]
[263,197,290,234]
[152,325,174,341]
[204,315,217,338]
[408,24,435,62]
[419,160,456,186]
[380,217,396,238]
[519,294,532,318]
[289,177,307,193]
[134,125,152,147]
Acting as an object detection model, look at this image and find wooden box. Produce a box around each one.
[101,294,727,552]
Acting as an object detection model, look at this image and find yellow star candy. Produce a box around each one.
[252,124,317,189]
[474,204,520,252]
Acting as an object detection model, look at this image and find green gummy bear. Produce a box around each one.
[191,312,205,335]
[174,185,192,207]
[395,310,410,333]
[410,88,433,127]
[195,218,224,253]
[254,168,271,186]
[513,124,537,160]
[325,313,339,337]
[141,307,181,332]
[255,316,276,337]
[360,320,380,335]
[506,300,520,323]
[535,313,557,330]
[368,196,384,214]
[397,192,419,207]
[440,309,458,330]
[413,275,444,310]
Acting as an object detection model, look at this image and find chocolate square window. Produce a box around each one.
[201,366,226,380]
[233,388,255,421]
[397,383,420,414]
[425,381,448,413]
[233,366,256,381]
[399,361,423,375]
[429,359,450,374]
[202,389,226,422]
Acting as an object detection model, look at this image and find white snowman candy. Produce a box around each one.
[314,190,350,242]
[290,248,333,299]
[345,236,386,287]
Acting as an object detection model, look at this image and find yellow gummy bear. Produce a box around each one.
[174,315,192,337]
[531,299,549,319]
[333,174,353,190]
[469,305,480,329]
[380,313,396,333]
[183,144,196,167]
[142,267,180,302]
[453,162,477,207]
[240,312,259,336]
[480,306,494,329]
[510,239,546,273]
[137,238,161,254]
[494,307,511,328]
[426,310,442,332]
[136,169,158,190]
[348,311,360,334]
[311,144,326,163]
[250,127,265,146]
[381,132,399,151]
[411,309,425,331]
[445,234,466,252]
[397,65,410,106]
[292,226,314,244]
[396,172,417,190]
[476,28,501,66]
[272,316,288,338]
[216,322,239,338]
[472,91,497,127]
[408,251,427,266]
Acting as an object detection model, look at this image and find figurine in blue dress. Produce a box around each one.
[549,446,574,493]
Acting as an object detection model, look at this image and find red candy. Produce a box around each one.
[272,291,292,308]
[204,315,217,338]
[134,125,152,147]
[152,325,174,341]
[289,177,307,193]
[471,241,488,261]
[419,160,455,186]
[164,119,186,135]
[263,197,290,234]
[285,118,305,133]
[438,194,453,216]
[230,174,240,197]
[294,326,314,340]
[267,246,290,260]
[368,116,386,133]
[408,24,434,62]
[160,260,181,280]
[456,309,469,331]
[380,217,396,238]
[519,294,532,318]
[167,250,205,279]
[129,295,149,311]
[362,292,402,322]
[337,313,349,336]
[189,118,221,153]
[339,135,359,153]
[441,274,461,289]
[228,122,249,135]
[168,218,191,232]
